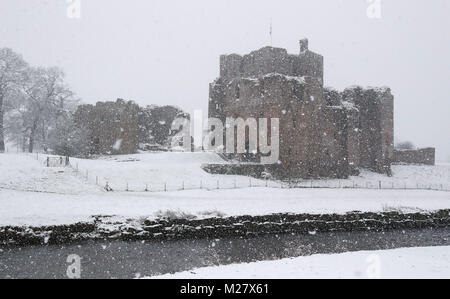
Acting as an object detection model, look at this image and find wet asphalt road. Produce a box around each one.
[1,227,449,279]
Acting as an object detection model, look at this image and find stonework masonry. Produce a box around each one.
[393,148,436,166]
[209,39,395,179]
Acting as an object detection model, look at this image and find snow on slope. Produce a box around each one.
[1,188,449,227]
[0,153,101,195]
[0,152,449,227]
[70,152,261,191]
[47,152,450,192]
[292,164,450,190]
[5,152,449,193]
[149,246,450,279]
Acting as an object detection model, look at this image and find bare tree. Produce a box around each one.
[20,67,73,153]
[0,48,28,152]
[396,141,415,150]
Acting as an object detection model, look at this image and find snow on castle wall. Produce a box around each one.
[209,39,394,179]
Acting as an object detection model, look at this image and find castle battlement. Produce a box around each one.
[219,39,324,84]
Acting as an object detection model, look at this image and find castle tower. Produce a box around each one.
[208,40,393,179]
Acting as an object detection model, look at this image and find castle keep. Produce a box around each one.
[209,39,394,179]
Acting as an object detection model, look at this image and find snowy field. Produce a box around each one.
[149,246,450,279]
[64,154,450,192]
[1,187,449,227]
[1,152,449,194]
[0,152,449,227]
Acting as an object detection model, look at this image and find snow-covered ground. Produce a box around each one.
[0,152,449,227]
[0,187,449,227]
[149,246,450,279]
[2,152,449,194]
[0,153,100,194]
[70,152,238,192]
[69,154,450,192]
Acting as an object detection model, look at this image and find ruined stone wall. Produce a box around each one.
[75,99,140,155]
[219,40,323,84]
[297,50,324,84]
[209,41,394,179]
[321,94,361,178]
[393,148,435,165]
[213,73,329,178]
[341,87,394,175]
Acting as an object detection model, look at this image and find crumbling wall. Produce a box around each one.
[321,89,361,178]
[74,99,140,155]
[209,41,394,179]
[393,148,435,165]
[219,40,323,84]
[342,87,394,175]
[215,73,329,178]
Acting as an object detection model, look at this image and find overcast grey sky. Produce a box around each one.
[1,0,449,161]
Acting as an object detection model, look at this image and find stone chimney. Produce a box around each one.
[299,38,309,53]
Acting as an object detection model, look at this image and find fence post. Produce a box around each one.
[86,170,89,180]
[200,180,203,190]
[234,179,237,189]
[182,181,185,190]
[265,180,268,188]
[249,178,252,188]
[164,182,167,192]
[96,176,98,185]
[217,180,219,189]
[145,184,149,192]
[126,182,129,192]
[379,181,382,189]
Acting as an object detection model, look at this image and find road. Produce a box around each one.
[1,227,449,279]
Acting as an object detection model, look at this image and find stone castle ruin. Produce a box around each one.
[208,39,394,179]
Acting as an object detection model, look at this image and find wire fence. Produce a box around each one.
[32,153,450,193]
